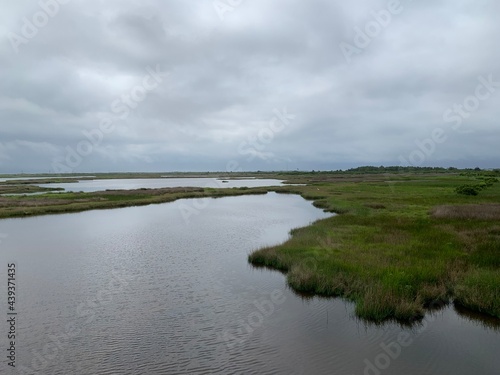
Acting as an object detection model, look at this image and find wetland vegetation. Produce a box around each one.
[1,168,499,323]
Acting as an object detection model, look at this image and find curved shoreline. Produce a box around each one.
[248,173,500,323]
[1,172,499,324]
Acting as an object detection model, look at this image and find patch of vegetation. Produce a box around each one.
[0,186,271,219]
[249,171,500,323]
[0,169,498,324]
[455,174,499,196]
[454,269,500,317]
[0,185,63,195]
[455,185,480,195]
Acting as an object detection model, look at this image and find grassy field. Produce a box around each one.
[0,186,273,219]
[0,172,275,218]
[1,169,498,323]
[249,171,500,323]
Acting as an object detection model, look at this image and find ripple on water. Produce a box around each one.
[2,193,499,374]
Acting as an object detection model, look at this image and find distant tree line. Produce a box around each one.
[278,166,500,175]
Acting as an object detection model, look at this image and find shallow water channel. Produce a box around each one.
[0,193,498,374]
[36,177,287,193]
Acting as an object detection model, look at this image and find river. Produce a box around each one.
[0,193,498,374]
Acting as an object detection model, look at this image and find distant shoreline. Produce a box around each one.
[1,169,499,324]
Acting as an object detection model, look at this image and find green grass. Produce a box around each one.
[0,186,270,219]
[1,170,498,323]
[0,185,63,194]
[249,173,500,323]
[454,269,500,317]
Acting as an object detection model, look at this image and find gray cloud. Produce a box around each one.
[0,0,498,173]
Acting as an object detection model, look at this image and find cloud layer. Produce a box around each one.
[1,0,499,173]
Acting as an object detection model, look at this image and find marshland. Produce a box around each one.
[1,169,499,374]
[2,169,499,322]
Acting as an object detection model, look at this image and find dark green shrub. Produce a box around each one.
[455,185,480,196]
[484,177,499,186]
[476,183,488,190]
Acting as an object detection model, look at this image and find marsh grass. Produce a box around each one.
[250,173,500,322]
[431,204,500,220]
[1,171,498,322]
[454,269,500,318]
[0,186,269,218]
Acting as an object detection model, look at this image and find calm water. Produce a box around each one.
[37,178,287,193]
[0,193,498,374]
[0,176,95,182]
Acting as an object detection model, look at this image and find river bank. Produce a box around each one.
[1,170,499,323]
[249,171,500,322]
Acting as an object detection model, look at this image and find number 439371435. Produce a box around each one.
[7,264,16,312]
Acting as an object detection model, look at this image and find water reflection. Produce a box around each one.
[37,177,288,193]
[0,192,498,374]
[453,303,500,331]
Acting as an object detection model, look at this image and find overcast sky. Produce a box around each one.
[0,0,499,173]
